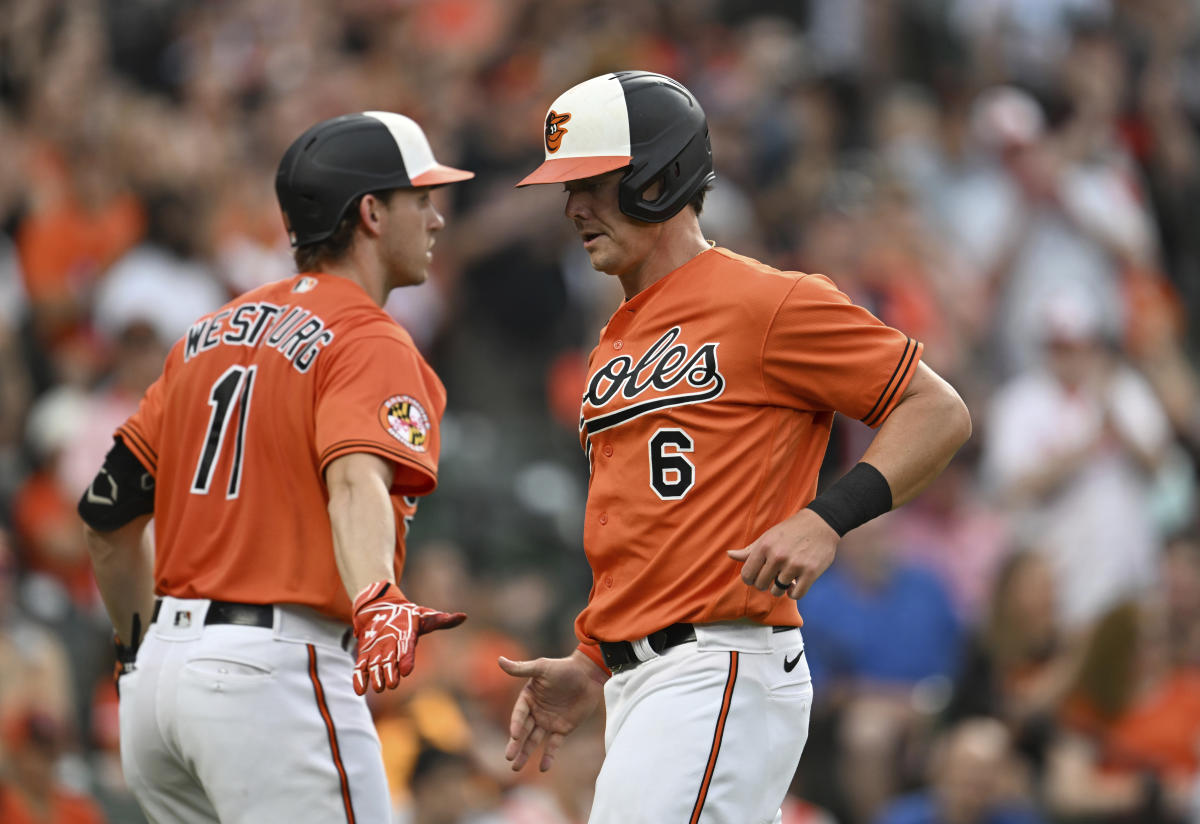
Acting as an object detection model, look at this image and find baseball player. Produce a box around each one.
[78,112,471,823]
[498,72,972,823]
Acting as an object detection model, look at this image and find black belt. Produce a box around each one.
[599,623,797,674]
[151,599,274,628]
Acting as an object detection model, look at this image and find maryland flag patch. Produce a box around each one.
[379,395,430,452]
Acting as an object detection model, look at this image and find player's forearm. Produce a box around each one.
[84,515,156,645]
[860,362,972,508]
[326,452,398,601]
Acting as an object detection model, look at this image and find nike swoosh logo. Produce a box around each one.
[783,650,804,672]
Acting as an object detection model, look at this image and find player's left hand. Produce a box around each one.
[112,611,145,697]
[113,633,138,697]
[728,508,839,600]
[351,581,467,695]
[497,650,606,772]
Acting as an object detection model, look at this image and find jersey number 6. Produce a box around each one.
[191,365,258,498]
[648,428,695,501]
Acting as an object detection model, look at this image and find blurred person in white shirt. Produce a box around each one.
[982,287,1171,630]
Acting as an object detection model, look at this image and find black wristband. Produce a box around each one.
[804,462,893,537]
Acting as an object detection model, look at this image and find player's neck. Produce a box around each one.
[323,245,388,307]
[617,218,710,301]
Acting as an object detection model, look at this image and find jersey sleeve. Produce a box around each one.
[314,331,446,495]
[575,639,609,675]
[115,368,169,476]
[762,274,922,427]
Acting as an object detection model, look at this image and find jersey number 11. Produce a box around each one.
[191,365,258,499]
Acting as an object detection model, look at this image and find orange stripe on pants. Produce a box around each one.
[688,651,739,824]
[308,644,357,824]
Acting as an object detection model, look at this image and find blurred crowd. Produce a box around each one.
[2,0,1200,822]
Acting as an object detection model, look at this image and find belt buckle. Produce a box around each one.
[601,640,636,674]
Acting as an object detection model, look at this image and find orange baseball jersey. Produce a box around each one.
[574,247,922,657]
[116,273,445,623]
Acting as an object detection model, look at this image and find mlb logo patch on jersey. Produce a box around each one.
[292,276,318,293]
[379,395,430,452]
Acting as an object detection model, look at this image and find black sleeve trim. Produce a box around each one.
[78,439,156,531]
[862,338,918,428]
[117,426,158,472]
[319,441,437,494]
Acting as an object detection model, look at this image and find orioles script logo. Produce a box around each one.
[582,327,724,436]
[545,110,570,153]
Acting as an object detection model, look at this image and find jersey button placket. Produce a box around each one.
[613,340,623,350]
[602,444,613,457]
[598,512,609,525]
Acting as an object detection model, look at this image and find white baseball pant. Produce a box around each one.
[589,622,812,824]
[118,596,391,824]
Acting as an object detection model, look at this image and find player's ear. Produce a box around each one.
[358,193,384,237]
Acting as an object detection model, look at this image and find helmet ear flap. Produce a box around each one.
[618,126,716,223]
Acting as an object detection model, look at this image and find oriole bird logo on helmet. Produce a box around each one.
[545,110,571,153]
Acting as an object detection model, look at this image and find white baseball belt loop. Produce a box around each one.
[631,636,660,663]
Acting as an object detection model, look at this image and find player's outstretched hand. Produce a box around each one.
[351,581,467,695]
[728,508,839,600]
[497,651,606,773]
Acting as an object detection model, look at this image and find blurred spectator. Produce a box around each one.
[91,187,228,349]
[380,692,477,821]
[888,447,1011,623]
[874,717,1044,824]
[1160,533,1200,667]
[55,319,167,502]
[781,796,841,824]
[943,551,1079,774]
[994,26,1159,375]
[0,709,106,824]
[949,0,1112,91]
[498,714,604,824]
[802,514,963,693]
[800,514,963,824]
[982,287,1171,629]
[210,168,294,297]
[1047,599,1200,822]
[399,745,503,824]
[5,314,164,764]
[0,313,33,516]
[12,385,96,608]
[15,135,145,359]
[0,531,73,731]
[1128,0,1200,357]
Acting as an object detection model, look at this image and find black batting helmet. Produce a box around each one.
[516,71,716,223]
[275,111,474,247]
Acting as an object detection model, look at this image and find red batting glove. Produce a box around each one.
[350,581,467,695]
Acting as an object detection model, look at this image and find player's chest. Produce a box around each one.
[579,318,759,443]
